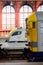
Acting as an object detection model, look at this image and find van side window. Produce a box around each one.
[32,22,35,28]
[12,31,22,36]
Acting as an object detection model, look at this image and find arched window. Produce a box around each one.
[37,5,43,11]
[20,5,32,29]
[2,5,15,30]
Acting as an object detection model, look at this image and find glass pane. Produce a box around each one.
[24,19,26,24]
[2,18,6,24]
[11,7,15,12]
[20,13,23,18]
[2,7,6,12]
[37,7,40,11]
[24,6,28,12]
[20,19,23,22]
[7,18,10,24]
[20,7,23,12]
[2,25,6,30]
[29,6,32,12]
[20,5,32,13]
[7,13,10,19]
[37,5,43,11]
[23,21,26,29]
[24,13,28,19]
[11,18,15,24]
[20,24,23,28]
[7,24,10,30]
[11,14,15,18]
[7,6,10,12]
[20,20,23,27]
[20,5,32,29]
[2,14,6,18]
[2,5,15,30]
[41,6,43,11]
[11,24,15,29]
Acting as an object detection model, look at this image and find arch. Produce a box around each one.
[37,5,43,11]
[2,5,15,30]
[20,5,32,29]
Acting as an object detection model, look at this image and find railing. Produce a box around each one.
[0,30,10,37]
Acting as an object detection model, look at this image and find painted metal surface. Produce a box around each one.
[36,12,43,51]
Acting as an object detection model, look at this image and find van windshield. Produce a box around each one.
[12,31,22,36]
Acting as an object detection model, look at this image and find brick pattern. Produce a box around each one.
[0,0,42,37]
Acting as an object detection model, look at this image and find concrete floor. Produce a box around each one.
[0,61,43,65]
[0,38,43,64]
[0,59,41,64]
[0,59,42,65]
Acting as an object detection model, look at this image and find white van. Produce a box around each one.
[1,27,28,49]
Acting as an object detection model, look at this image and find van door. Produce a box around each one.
[38,21,43,51]
[9,31,22,41]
